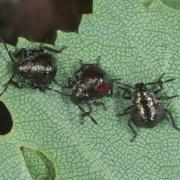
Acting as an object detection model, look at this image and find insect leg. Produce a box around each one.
[128,118,137,142]
[95,56,101,65]
[118,106,131,116]
[153,89,162,94]
[112,78,121,83]
[4,44,16,63]
[0,74,16,96]
[78,104,97,125]
[41,45,67,54]
[117,80,134,88]
[14,48,29,60]
[59,77,75,89]
[119,86,132,99]
[93,101,107,111]
[164,108,180,131]
[158,95,179,100]
[68,78,75,87]
[146,73,165,87]
[146,73,176,90]
[39,87,46,93]
[106,78,121,96]
[11,80,24,89]
[73,67,84,79]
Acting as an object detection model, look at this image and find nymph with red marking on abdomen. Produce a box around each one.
[63,57,115,124]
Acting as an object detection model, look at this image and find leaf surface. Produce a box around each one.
[0,0,180,179]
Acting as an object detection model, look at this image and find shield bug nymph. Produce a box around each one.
[0,44,66,96]
[63,57,115,124]
[118,73,179,142]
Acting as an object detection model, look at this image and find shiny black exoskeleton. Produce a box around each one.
[0,44,66,95]
[118,74,179,142]
[63,57,114,124]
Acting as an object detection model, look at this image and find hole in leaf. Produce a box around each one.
[21,147,56,180]
[161,0,180,10]
[0,101,13,135]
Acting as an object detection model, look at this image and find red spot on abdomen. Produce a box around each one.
[97,83,110,94]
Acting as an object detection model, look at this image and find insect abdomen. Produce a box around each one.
[18,54,57,85]
[132,91,164,128]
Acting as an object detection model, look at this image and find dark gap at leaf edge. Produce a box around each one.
[20,146,56,180]
[76,0,93,33]
[0,101,13,135]
[0,0,93,45]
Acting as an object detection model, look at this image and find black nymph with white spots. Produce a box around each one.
[0,44,66,96]
[118,74,180,142]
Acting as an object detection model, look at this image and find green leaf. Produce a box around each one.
[139,0,180,9]
[161,0,180,10]
[1,0,180,179]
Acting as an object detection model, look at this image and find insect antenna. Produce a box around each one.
[0,74,16,97]
[47,87,70,97]
[146,73,176,89]
[4,44,15,63]
[116,80,134,88]
[41,44,67,54]
[51,80,73,97]
[96,56,101,64]
[0,44,17,96]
